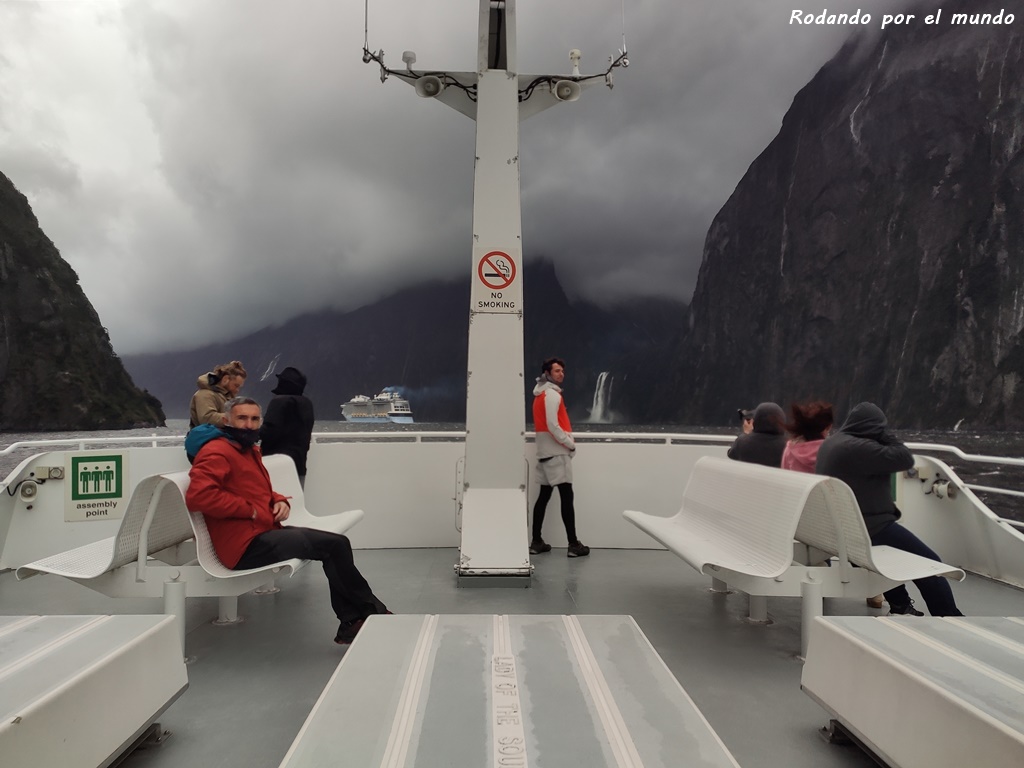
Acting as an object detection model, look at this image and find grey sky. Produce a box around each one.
[0,0,913,354]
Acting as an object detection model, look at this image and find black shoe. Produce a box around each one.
[529,538,552,555]
[334,618,365,644]
[888,601,924,616]
[567,541,590,558]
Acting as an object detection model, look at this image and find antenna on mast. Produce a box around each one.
[620,0,630,67]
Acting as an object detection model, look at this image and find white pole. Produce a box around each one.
[162,575,186,657]
[457,0,531,582]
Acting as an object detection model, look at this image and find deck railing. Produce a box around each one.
[2,431,1020,521]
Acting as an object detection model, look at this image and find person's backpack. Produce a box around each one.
[185,424,225,464]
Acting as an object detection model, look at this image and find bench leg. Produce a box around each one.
[801,578,823,659]
[254,577,280,595]
[162,578,186,657]
[213,596,243,625]
[747,595,769,623]
[710,577,732,594]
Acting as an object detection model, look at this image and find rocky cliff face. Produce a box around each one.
[0,172,165,430]
[671,1,1024,428]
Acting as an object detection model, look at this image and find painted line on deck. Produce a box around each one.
[381,613,439,768]
[562,615,645,767]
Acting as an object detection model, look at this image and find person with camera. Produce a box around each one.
[727,402,787,467]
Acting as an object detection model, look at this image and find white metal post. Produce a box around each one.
[801,577,824,659]
[748,594,769,624]
[366,0,619,583]
[215,596,241,625]
[457,1,531,582]
[162,575,186,656]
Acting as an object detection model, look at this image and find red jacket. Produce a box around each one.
[532,380,575,457]
[185,439,289,568]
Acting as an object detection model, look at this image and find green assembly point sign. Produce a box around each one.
[67,454,128,522]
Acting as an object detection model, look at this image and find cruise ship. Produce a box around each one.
[340,390,414,424]
[2,3,1023,767]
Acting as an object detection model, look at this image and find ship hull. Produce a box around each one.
[342,414,414,424]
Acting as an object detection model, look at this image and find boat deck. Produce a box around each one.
[4,547,1023,767]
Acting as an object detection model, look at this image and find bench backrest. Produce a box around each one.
[261,454,304,507]
[793,476,876,569]
[681,457,836,569]
[108,474,194,571]
[159,470,232,577]
[682,457,881,574]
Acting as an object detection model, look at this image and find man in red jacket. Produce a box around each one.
[186,397,388,644]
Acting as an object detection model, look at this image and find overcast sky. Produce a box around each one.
[0,0,915,354]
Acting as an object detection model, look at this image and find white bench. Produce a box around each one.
[16,454,363,650]
[803,615,1024,767]
[279,614,741,767]
[0,614,188,768]
[624,456,965,655]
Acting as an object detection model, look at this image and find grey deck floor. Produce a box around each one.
[4,547,1024,768]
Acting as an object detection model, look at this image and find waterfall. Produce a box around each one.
[588,372,613,423]
[259,354,281,382]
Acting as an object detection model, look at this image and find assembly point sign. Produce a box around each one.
[66,453,129,522]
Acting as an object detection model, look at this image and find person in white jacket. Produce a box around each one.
[530,357,589,558]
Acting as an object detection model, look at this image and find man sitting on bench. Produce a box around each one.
[186,396,389,644]
[815,401,963,617]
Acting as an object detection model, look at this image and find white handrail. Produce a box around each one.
[904,442,1024,467]
[965,484,1024,499]
[0,435,185,456]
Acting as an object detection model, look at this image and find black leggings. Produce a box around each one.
[532,483,577,543]
[235,526,386,623]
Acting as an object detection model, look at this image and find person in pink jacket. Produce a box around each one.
[781,401,834,473]
[783,400,885,610]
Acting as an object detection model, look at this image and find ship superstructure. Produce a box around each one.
[341,391,414,423]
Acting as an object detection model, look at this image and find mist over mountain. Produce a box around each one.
[0,172,164,430]
[10,0,1024,432]
[122,259,684,425]
[664,0,1024,429]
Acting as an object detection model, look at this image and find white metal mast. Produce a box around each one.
[365,0,627,584]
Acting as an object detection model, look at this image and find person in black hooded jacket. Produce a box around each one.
[727,402,787,467]
[815,402,963,617]
[260,366,315,486]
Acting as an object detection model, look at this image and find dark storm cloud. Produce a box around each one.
[1,0,915,353]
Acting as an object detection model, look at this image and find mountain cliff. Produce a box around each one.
[669,1,1024,428]
[122,259,683,424]
[0,172,165,430]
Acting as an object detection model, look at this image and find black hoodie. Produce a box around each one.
[814,402,914,535]
[260,367,315,476]
[727,402,787,467]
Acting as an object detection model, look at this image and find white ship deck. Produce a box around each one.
[4,545,1024,767]
[2,430,1024,767]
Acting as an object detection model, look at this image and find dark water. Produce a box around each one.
[3,421,1022,520]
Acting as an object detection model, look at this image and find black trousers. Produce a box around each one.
[871,522,963,616]
[235,526,386,623]
[532,483,578,543]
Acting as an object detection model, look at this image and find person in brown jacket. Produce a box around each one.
[189,360,247,428]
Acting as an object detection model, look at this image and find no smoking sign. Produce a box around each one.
[472,248,521,314]
[477,251,516,290]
